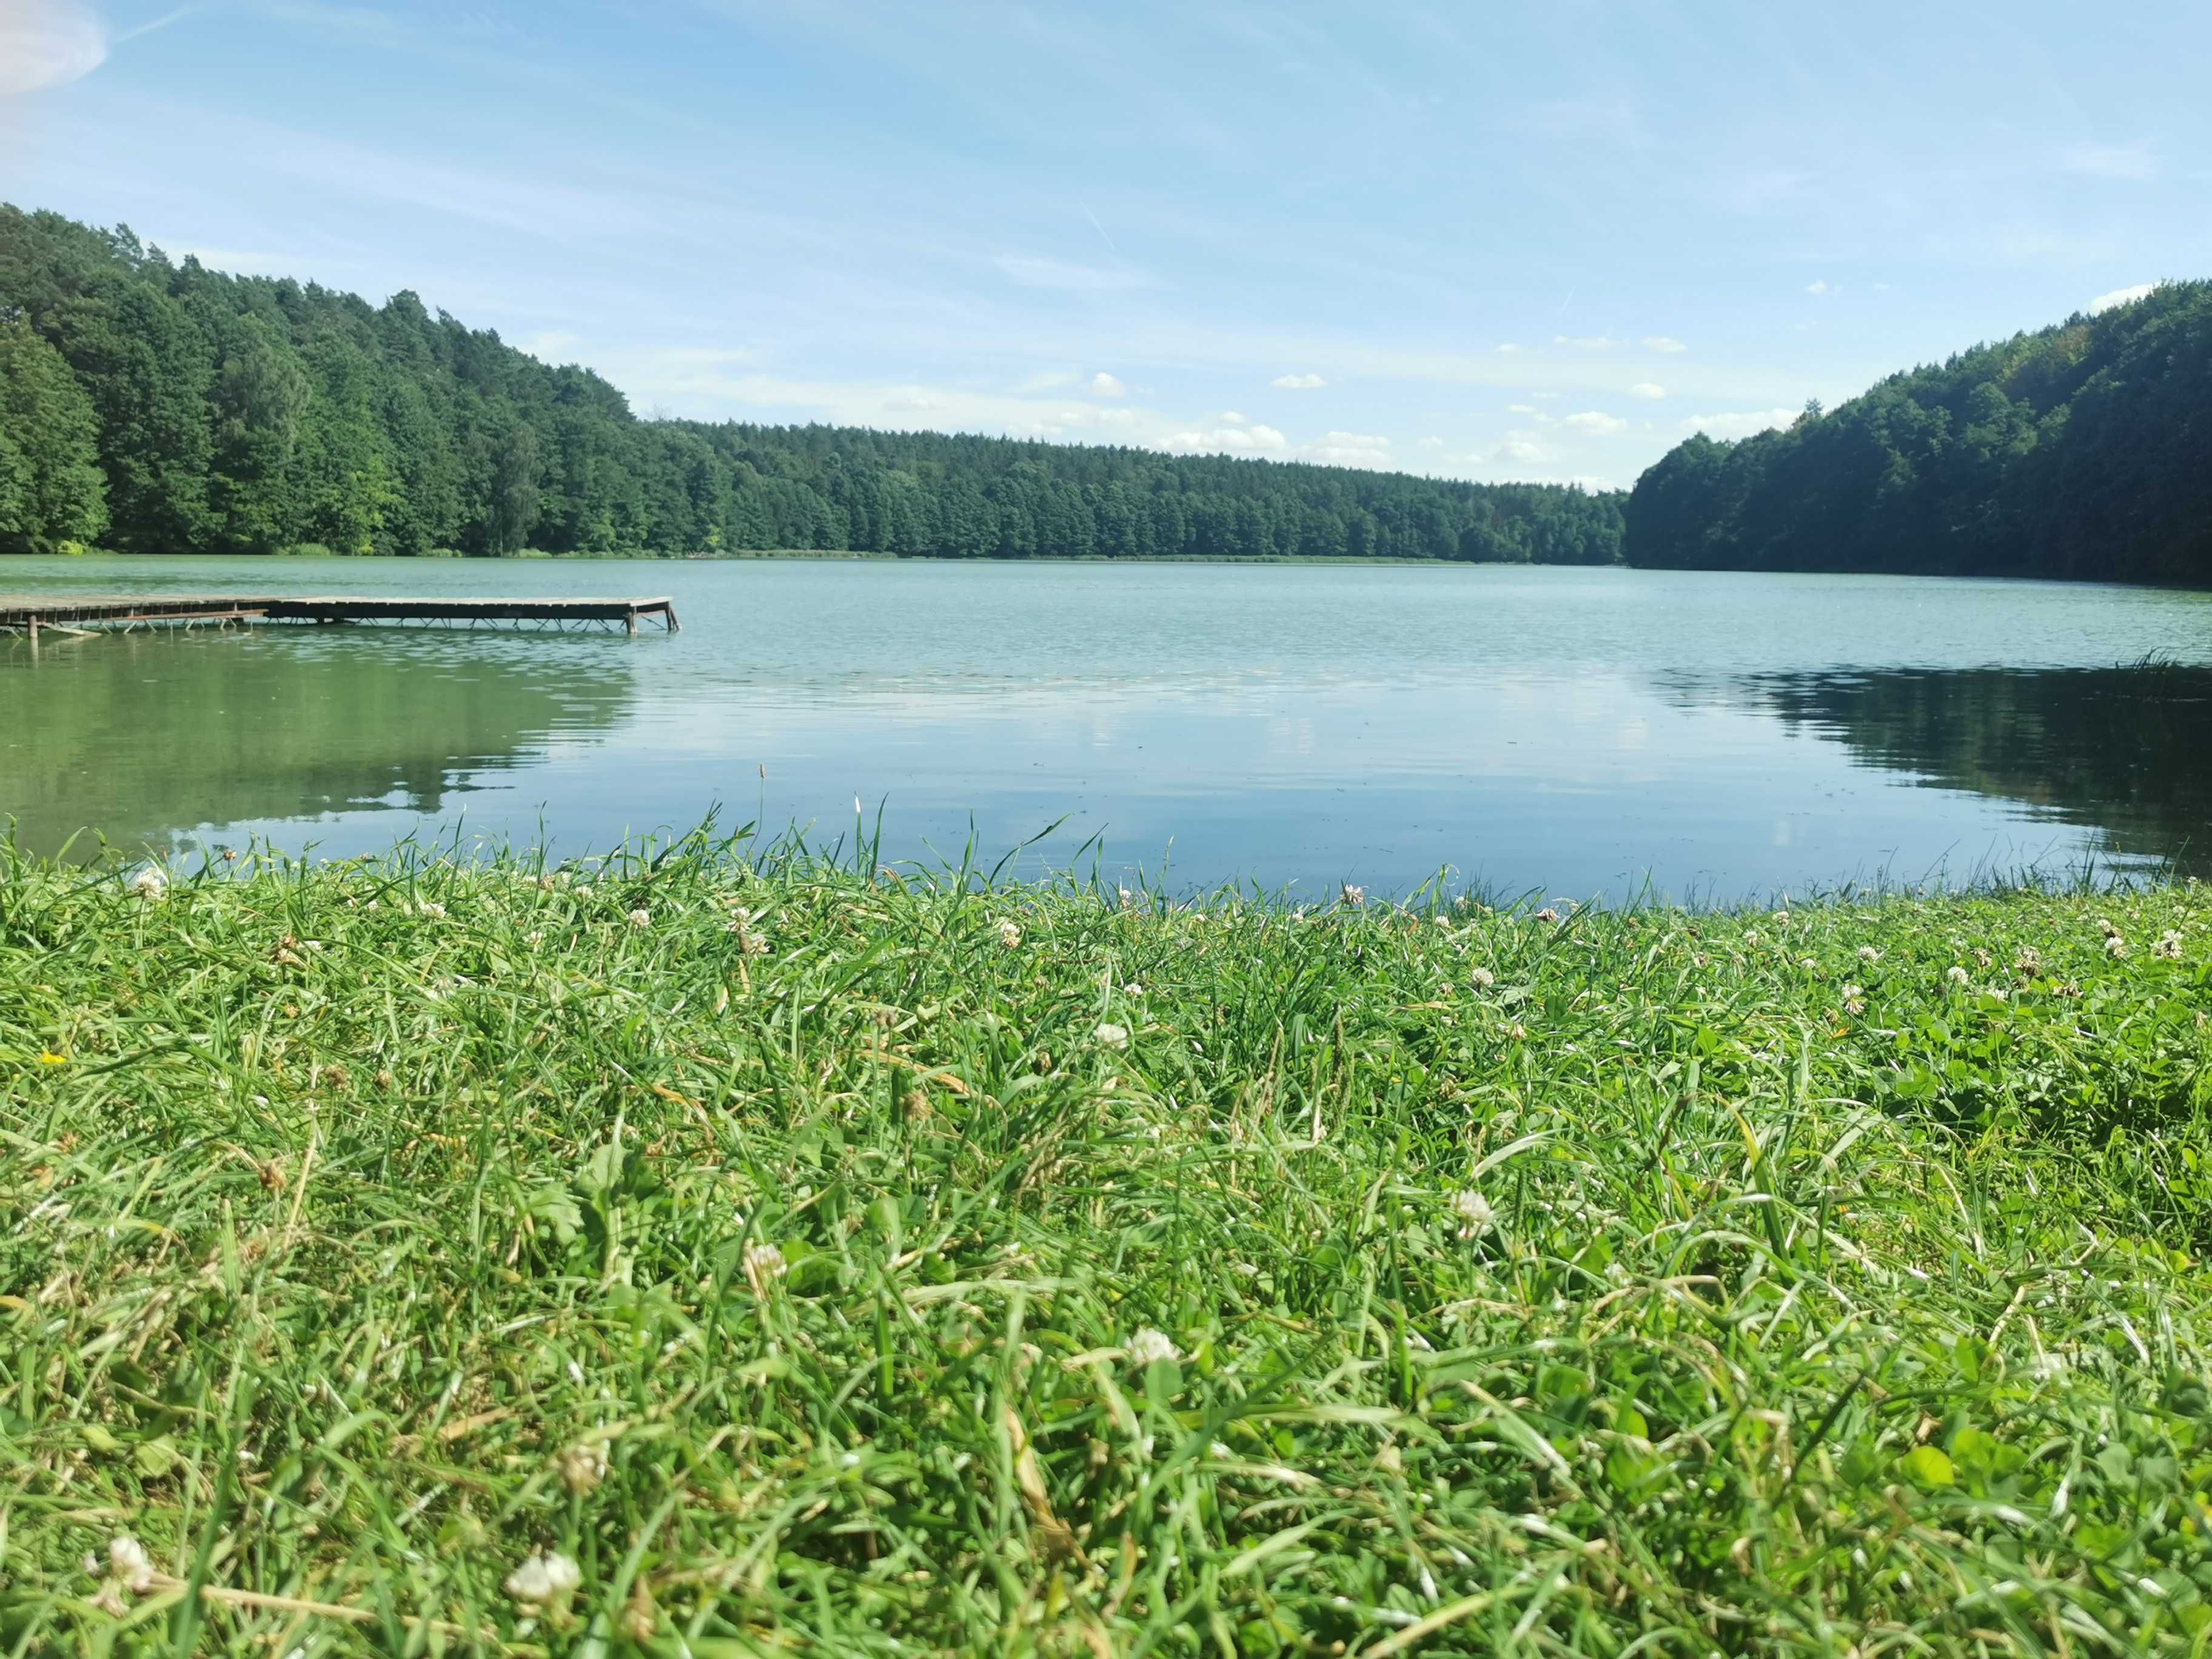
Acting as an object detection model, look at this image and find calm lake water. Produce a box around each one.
[4,557,2211,900]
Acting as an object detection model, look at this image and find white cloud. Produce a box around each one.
[517,330,583,361]
[882,391,946,412]
[1629,383,1666,400]
[1159,424,1288,455]
[158,244,304,277]
[1417,435,1444,449]
[2088,283,2156,315]
[1805,280,1828,296]
[1017,370,1081,392]
[1495,343,1521,354]
[1219,410,1247,423]
[1271,372,1327,389]
[1299,431,1393,467]
[995,255,1153,291]
[1680,408,1797,440]
[1507,404,1537,415]
[1642,336,1688,354]
[1563,411,1628,434]
[2061,142,2157,181]
[1088,371,1125,398]
[0,0,106,94]
[1495,433,1550,464]
[1554,334,1618,350]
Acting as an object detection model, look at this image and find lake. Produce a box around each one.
[4,557,2210,901]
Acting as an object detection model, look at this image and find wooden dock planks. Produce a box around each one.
[0,594,680,637]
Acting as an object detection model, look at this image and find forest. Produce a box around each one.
[0,206,1621,565]
[1626,280,2212,584]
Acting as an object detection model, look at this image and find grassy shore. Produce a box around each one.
[2,834,2209,1657]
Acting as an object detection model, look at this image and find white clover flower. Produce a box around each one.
[1841,984,1866,1015]
[1742,929,1760,944]
[626,907,651,930]
[2015,947,2041,974]
[1534,907,1560,924]
[2153,931,2184,960]
[417,900,448,920]
[2097,917,2120,938]
[1341,884,1366,907]
[2105,935,2129,959]
[1452,1190,1494,1238]
[108,1535,156,1594]
[996,919,1022,949]
[556,1441,609,1495]
[1857,945,1880,964]
[1947,965,1970,986]
[742,1242,788,1294]
[1094,1022,1130,1049]
[1125,1328,1180,1367]
[1469,966,1496,990]
[504,1550,582,1608]
[1799,956,1818,971]
[127,866,167,902]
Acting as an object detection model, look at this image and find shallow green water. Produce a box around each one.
[4,557,2210,898]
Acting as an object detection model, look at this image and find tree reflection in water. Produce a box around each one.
[1731,661,2212,876]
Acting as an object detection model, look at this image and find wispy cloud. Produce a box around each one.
[0,0,106,95]
[2060,142,2157,181]
[1271,372,1327,389]
[1642,337,1687,354]
[1629,383,1666,400]
[1562,411,1627,434]
[113,5,202,45]
[996,255,1154,292]
[1088,371,1125,397]
[1554,334,1618,350]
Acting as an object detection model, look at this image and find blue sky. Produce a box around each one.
[4,0,2208,489]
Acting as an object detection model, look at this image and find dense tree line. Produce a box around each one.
[1627,281,2212,584]
[0,206,1623,563]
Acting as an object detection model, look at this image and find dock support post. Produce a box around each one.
[666,605,680,633]
[625,608,638,636]
[27,615,38,645]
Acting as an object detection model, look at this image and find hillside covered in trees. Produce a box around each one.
[0,207,1621,564]
[1627,281,2212,585]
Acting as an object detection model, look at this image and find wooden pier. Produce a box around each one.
[0,594,680,640]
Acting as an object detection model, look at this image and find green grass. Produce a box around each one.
[2,830,2209,1657]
